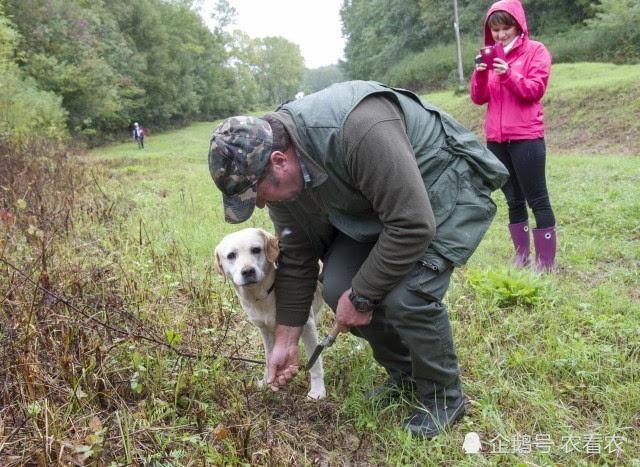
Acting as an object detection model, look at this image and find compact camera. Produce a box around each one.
[478,43,505,65]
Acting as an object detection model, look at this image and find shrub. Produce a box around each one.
[543,26,640,65]
[385,41,477,91]
[0,65,68,147]
[0,10,68,147]
[466,267,545,308]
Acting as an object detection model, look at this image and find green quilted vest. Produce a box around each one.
[280,81,508,267]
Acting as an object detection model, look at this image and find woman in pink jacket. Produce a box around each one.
[470,0,556,272]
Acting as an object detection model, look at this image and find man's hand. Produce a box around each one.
[267,325,303,392]
[336,288,373,329]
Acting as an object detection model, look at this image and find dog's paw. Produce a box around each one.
[306,387,326,400]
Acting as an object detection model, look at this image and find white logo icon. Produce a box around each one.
[463,432,482,454]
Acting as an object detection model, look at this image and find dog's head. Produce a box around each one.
[214,228,279,287]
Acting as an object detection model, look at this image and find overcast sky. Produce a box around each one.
[200,0,346,69]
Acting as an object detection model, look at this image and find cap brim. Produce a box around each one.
[222,185,257,224]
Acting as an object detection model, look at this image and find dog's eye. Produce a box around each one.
[251,247,261,255]
[226,252,236,260]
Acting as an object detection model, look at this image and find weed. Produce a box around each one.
[466,267,545,307]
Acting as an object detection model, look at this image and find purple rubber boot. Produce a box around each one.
[533,226,557,272]
[508,221,531,268]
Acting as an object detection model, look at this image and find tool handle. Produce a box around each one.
[322,323,344,348]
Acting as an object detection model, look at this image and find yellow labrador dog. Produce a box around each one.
[214,228,326,400]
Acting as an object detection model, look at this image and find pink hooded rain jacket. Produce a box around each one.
[470,0,552,143]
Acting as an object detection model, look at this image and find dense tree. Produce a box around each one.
[226,31,305,108]
[0,3,67,146]
[0,0,247,142]
[523,0,595,35]
[3,0,636,141]
[419,0,485,45]
[5,0,137,136]
[224,30,261,111]
[341,0,607,84]
[107,0,202,127]
[1,0,296,141]
[341,0,413,80]
[303,64,346,94]
[584,0,640,61]
[253,36,305,105]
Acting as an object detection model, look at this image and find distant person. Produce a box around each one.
[470,0,556,272]
[207,81,508,437]
[132,122,145,149]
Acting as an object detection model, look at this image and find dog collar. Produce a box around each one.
[266,279,276,296]
[256,277,276,301]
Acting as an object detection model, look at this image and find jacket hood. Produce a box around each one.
[484,0,528,46]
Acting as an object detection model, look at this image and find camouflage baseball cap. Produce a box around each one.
[208,116,273,223]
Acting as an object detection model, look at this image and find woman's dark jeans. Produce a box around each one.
[488,138,555,228]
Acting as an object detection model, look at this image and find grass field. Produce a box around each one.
[1,63,638,465]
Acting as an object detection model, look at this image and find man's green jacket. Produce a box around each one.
[268,81,508,326]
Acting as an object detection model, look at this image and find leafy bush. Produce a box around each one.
[384,40,478,91]
[466,267,545,307]
[0,65,69,146]
[544,25,640,65]
[586,0,640,63]
[0,9,67,146]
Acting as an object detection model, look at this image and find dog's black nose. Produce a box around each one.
[241,267,256,280]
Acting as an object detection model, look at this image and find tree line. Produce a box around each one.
[0,0,306,144]
[1,0,638,145]
[341,0,639,89]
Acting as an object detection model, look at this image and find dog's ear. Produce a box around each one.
[213,248,225,275]
[260,229,280,263]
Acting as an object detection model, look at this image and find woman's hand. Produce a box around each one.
[492,58,509,75]
[474,56,487,72]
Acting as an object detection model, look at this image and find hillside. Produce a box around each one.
[425,62,640,155]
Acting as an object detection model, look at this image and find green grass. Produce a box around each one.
[88,122,272,262]
[83,68,640,463]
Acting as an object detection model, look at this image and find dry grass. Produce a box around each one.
[0,144,371,465]
[0,145,238,464]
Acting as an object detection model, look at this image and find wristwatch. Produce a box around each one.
[348,289,378,314]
